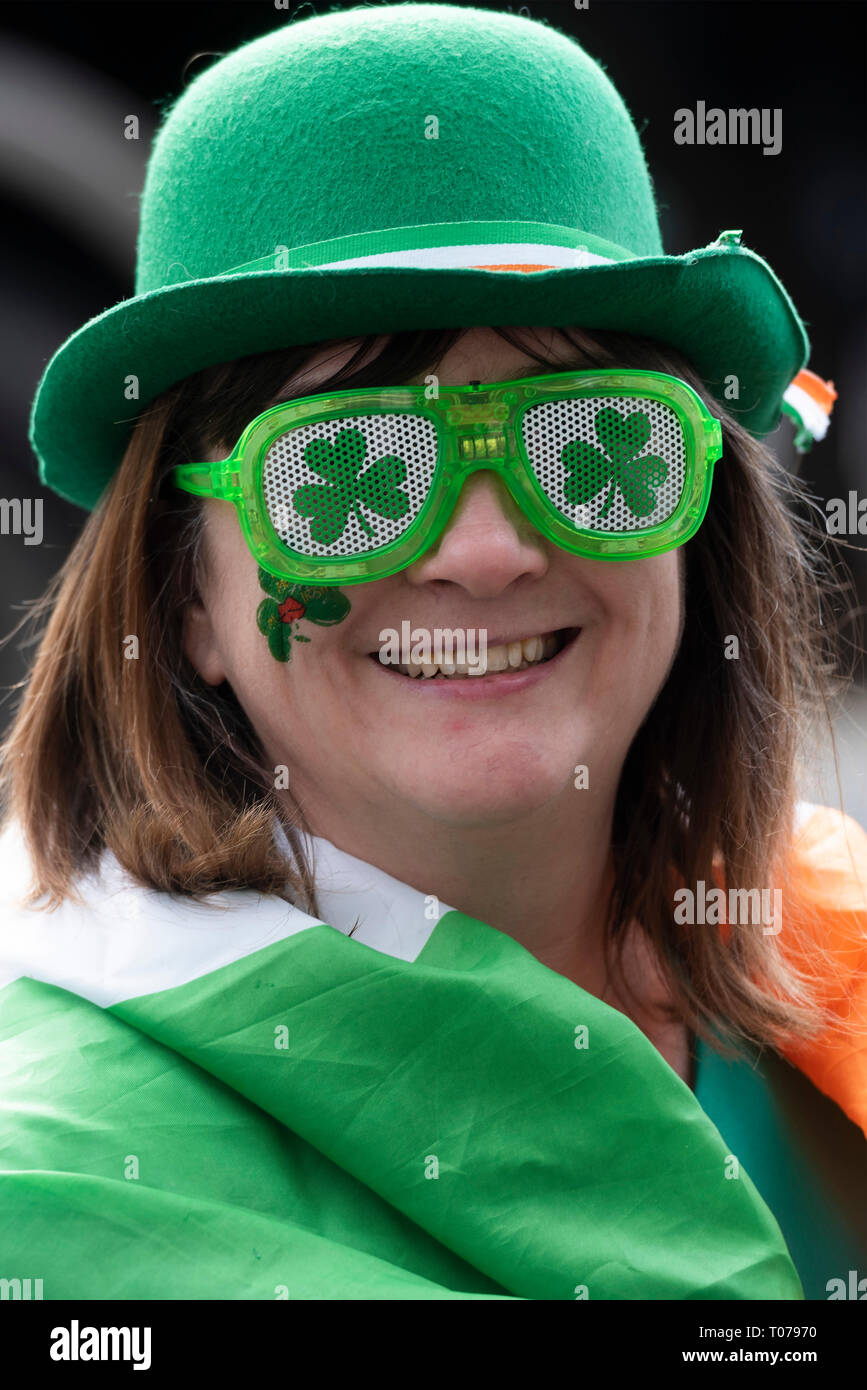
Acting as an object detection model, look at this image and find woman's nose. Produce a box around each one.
[405,470,549,596]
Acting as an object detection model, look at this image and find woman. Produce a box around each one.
[0,3,864,1301]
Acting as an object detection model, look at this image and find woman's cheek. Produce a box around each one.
[253,566,352,664]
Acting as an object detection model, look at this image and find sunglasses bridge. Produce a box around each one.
[447,395,512,472]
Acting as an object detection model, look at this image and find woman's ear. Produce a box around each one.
[182,595,227,686]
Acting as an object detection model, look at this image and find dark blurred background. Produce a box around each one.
[1,0,865,815]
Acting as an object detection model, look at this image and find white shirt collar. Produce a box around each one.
[276,819,453,962]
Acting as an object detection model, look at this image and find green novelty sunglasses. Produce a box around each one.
[172,368,723,585]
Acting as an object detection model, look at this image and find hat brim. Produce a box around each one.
[30,242,808,511]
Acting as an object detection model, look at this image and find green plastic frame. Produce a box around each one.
[172,368,723,586]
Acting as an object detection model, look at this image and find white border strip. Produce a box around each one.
[0,819,452,1003]
[315,242,616,271]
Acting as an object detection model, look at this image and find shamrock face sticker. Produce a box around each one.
[256,567,351,663]
[292,427,410,545]
[561,406,668,520]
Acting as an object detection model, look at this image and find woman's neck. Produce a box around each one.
[292,786,693,1087]
[295,786,618,996]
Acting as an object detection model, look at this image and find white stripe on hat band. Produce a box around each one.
[312,242,617,271]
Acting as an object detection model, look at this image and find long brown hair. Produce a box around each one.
[0,325,859,1053]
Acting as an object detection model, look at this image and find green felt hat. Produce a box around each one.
[31,1,815,512]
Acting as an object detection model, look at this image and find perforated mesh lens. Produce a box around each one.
[262,414,439,557]
[520,396,687,532]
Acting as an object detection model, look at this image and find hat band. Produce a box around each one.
[219,220,638,277]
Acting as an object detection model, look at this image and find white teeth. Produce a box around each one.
[382,632,564,679]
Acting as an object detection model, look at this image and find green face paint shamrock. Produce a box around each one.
[292,427,410,544]
[561,406,668,520]
[256,567,351,663]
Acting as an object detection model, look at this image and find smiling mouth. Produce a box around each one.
[370,628,580,679]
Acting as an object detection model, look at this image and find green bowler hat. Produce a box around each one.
[30,1,817,512]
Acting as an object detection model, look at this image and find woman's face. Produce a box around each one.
[184,327,684,840]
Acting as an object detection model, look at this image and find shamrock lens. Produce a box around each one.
[518,394,687,532]
[261,413,439,558]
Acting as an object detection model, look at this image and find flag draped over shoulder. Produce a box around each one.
[0,821,816,1301]
[773,805,867,1134]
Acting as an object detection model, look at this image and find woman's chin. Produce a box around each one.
[381,764,572,827]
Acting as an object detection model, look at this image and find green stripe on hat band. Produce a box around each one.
[218,221,638,276]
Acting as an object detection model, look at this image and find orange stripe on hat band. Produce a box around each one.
[469,262,559,272]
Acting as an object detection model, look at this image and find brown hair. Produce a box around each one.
[0,325,859,1053]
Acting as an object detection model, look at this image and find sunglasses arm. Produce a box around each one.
[172,460,243,501]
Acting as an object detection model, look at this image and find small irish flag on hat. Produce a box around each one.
[781,369,838,452]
